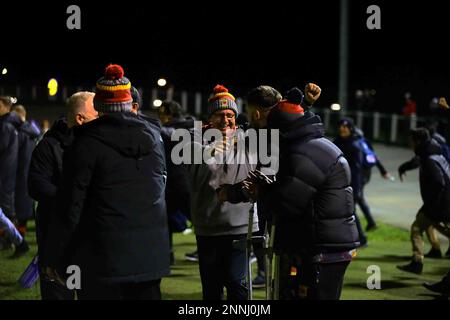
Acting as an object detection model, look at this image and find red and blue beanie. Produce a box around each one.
[94,64,133,113]
[267,87,305,129]
[208,85,239,118]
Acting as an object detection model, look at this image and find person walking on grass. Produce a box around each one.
[397,128,450,275]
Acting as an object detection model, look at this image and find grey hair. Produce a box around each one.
[66,91,95,115]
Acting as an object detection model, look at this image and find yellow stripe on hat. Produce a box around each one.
[209,92,235,102]
[96,83,131,91]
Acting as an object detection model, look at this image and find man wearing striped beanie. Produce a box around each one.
[189,84,259,300]
[206,85,239,135]
[44,64,170,300]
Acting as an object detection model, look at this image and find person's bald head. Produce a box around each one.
[11,105,27,122]
[66,92,98,128]
[0,96,16,116]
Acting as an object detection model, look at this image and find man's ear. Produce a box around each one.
[75,113,84,126]
[255,109,261,120]
[131,103,139,114]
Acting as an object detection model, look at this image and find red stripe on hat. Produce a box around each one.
[277,101,304,114]
[95,89,132,103]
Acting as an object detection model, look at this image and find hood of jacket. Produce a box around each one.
[280,112,325,142]
[74,112,159,158]
[45,117,73,147]
[0,112,22,128]
[415,138,442,159]
[19,121,41,139]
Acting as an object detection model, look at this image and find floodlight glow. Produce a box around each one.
[157,79,167,87]
[331,103,341,111]
[48,78,58,96]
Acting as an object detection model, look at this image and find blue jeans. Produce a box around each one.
[197,235,248,300]
[0,207,23,246]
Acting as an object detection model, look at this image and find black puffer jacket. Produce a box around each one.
[268,113,359,253]
[416,139,450,222]
[15,120,40,221]
[45,112,170,284]
[0,112,19,218]
[28,117,73,265]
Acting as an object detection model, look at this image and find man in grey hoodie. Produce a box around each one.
[188,85,258,300]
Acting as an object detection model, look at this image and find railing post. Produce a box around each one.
[356,111,364,129]
[195,92,202,116]
[31,86,37,100]
[373,112,380,140]
[166,87,174,102]
[181,91,188,113]
[62,86,68,102]
[236,98,243,115]
[324,109,331,130]
[390,114,398,143]
[410,114,417,130]
[151,88,158,107]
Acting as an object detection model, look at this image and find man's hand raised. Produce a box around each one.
[305,83,322,105]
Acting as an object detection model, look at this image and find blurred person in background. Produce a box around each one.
[403,92,417,117]
[10,104,41,258]
[397,128,450,274]
[398,121,450,259]
[157,99,194,265]
[333,119,371,246]
[0,96,19,250]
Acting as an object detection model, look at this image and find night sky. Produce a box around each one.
[1,0,449,113]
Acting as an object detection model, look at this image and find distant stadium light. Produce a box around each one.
[48,78,58,96]
[153,99,162,107]
[1,68,7,75]
[157,78,167,87]
[331,103,341,111]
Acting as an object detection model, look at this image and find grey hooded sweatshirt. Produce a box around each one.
[188,131,259,236]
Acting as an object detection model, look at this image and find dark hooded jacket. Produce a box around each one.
[160,116,194,220]
[267,112,359,254]
[15,119,40,220]
[0,112,19,218]
[416,139,450,222]
[28,117,73,264]
[45,112,170,284]
[399,133,449,176]
[333,119,365,196]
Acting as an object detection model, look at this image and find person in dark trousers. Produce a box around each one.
[187,85,259,300]
[245,84,322,289]
[157,100,194,265]
[43,65,170,300]
[10,105,40,258]
[398,122,450,259]
[333,119,371,245]
[28,91,98,300]
[397,128,450,274]
[245,85,283,288]
[246,87,359,300]
[0,96,19,250]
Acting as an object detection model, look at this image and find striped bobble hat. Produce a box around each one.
[94,64,133,113]
[207,84,239,118]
